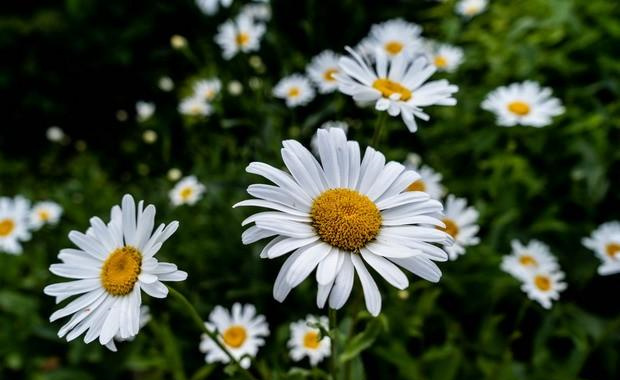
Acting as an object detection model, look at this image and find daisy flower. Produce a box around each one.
[215,15,266,60]
[200,303,269,369]
[273,74,316,108]
[310,121,349,155]
[43,194,187,347]
[358,19,423,60]
[105,305,151,352]
[0,196,32,255]
[403,154,444,199]
[234,128,452,316]
[288,315,330,366]
[425,43,464,73]
[47,126,65,142]
[337,47,458,133]
[501,239,559,281]
[481,81,565,127]
[136,101,155,122]
[582,221,620,275]
[193,79,221,102]
[520,268,567,309]
[240,2,271,22]
[29,201,63,230]
[169,176,206,206]
[196,0,232,15]
[306,51,342,94]
[179,96,212,117]
[455,0,488,17]
[437,195,479,260]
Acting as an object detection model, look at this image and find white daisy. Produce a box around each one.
[136,101,155,122]
[425,43,464,73]
[336,47,458,133]
[582,221,620,276]
[437,195,479,260]
[0,196,32,255]
[306,51,342,94]
[47,126,65,142]
[481,81,565,127]
[193,79,221,102]
[179,96,212,117]
[403,154,444,199]
[455,0,488,17]
[240,2,271,22]
[273,74,316,108]
[158,76,175,92]
[288,315,330,366]
[196,0,232,15]
[29,201,63,230]
[310,121,349,155]
[43,194,187,347]
[169,176,206,206]
[234,128,452,316]
[501,239,559,281]
[520,268,567,309]
[358,19,423,60]
[200,303,269,369]
[105,305,151,352]
[215,15,266,60]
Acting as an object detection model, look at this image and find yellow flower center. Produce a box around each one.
[0,219,15,237]
[222,325,247,348]
[534,275,551,291]
[406,180,426,192]
[606,243,620,259]
[38,210,50,221]
[507,101,531,116]
[180,187,194,201]
[311,188,382,252]
[372,78,412,101]
[303,331,321,349]
[100,246,142,296]
[465,6,480,15]
[384,41,403,55]
[236,32,250,47]
[519,255,538,267]
[434,55,447,68]
[323,68,338,82]
[437,218,459,238]
[190,105,203,115]
[288,87,300,98]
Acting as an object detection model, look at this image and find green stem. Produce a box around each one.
[167,286,259,380]
[329,308,338,380]
[371,112,387,148]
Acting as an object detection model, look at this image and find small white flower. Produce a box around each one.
[240,2,271,21]
[105,305,151,352]
[29,201,63,230]
[136,101,155,122]
[215,15,266,60]
[169,176,206,206]
[273,74,315,108]
[424,42,464,73]
[455,0,488,17]
[288,315,330,366]
[0,196,32,255]
[306,51,342,94]
[437,195,479,260]
[179,96,212,117]
[228,80,244,95]
[193,79,221,102]
[200,303,269,369]
[170,35,187,49]
[582,221,620,276]
[196,0,233,15]
[482,81,564,127]
[47,126,65,142]
[357,19,423,60]
[403,154,444,199]
[310,121,349,155]
[521,269,567,309]
[501,239,559,281]
[158,76,175,92]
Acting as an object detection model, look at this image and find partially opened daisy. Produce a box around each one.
[337,47,458,133]
[44,194,187,347]
[306,51,342,94]
[196,0,232,15]
[179,96,212,117]
[481,81,564,127]
[235,128,452,316]
[425,42,464,73]
[501,239,559,281]
[200,303,269,369]
[358,19,423,60]
[403,154,444,199]
[582,221,620,275]
[169,176,206,206]
[288,315,330,366]
[0,196,31,255]
[273,74,315,108]
[29,201,63,230]
[193,79,221,102]
[105,305,151,352]
[521,268,567,309]
[215,15,265,60]
[455,0,488,18]
[437,195,479,260]
[310,121,349,155]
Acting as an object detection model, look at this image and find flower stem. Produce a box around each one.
[371,112,387,148]
[329,308,339,379]
[167,286,259,380]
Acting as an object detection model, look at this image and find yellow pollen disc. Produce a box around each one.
[303,331,321,349]
[323,68,338,81]
[180,187,194,201]
[0,219,15,237]
[384,41,403,55]
[434,55,447,68]
[311,188,382,252]
[406,180,426,192]
[222,325,247,348]
[606,243,620,259]
[100,246,142,296]
[437,218,459,238]
[519,255,538,267]
[288,87,300,98]
[236,32,250,47]
[507,101,531,116]
[534,275,551,291]
[190,105,202,115]
[372,78,412,101]
[38,210,50,221]
[465,6,479,15]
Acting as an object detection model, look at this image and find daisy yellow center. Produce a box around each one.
[323,68,338,81]
[190,105,203,114]
[507,101,531,116]
[288,87,300,98]
[372,78,412,101]
[465,6,480,15]
[384,41,403,55]
[38,210,50,221]
[180,187,194,201]
[222,325,247,348]
[605,243,620,259]
[434,55,447,68]
[0,219,15,237]
[437,218,459,238]
[519,255,538,266]
[311,188,382,252]
[303,331,320,349]
[236,32,250,47]
[534,275,551,292]
[101,246,142,296]
[406,180,426,192]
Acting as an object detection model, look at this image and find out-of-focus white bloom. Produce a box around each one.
[193,79,221,102]
[196,0,233,15]
[228,80,244,95]
[167,168,183,182]
[170,35,187,49]
[582,222,620,276]
[47,126,65,142]
[310,121,349,155]
[288,315,331,366]
[158,76,175,92]
[357,19,423,60]
[136,101,156,122]
[521,268,567,309]
[424,42,464,73]
[142,130,158,144]
[437,195,479,260]
[501,239,559,281]
[179,96,212,117]
[240,2,271,21]
[105,306,152,351]
[0,196,32,255]
[403,154,444,199]
[455,0,488,17]
[169,176,206,206]
[29,201,63,230]
[273,74,315,108]
[306,51,341,94]
[215,15,266,60]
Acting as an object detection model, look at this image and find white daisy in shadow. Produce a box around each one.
[501,239,559,281]
[215,15,265,60]
[288,315,330,366]
[521,269,567,309]
[273,74,316,108]
[306,50,342,94]
[29,201,63,230]
[357,19,423,60]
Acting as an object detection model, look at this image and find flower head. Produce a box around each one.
[169,176,206,206]
[582,221,620,276]
[521,268,567,309]
[273,74,316,108]
[358,19,423,60]
[240,2,271,22]
[288,315,330,366]
[501,239,559,281]
[306,51,342,94]
[179,96,212,117]
[196,0,233,15]
[29,201,63,230]
[424,42,464,73]
[455,0,488,17]
[310,121,349,155]
[0,196,32,255]
[136,101,155,122]
[192,79,222,102]
[403,154,444,199]
[437,195,479,260]
[215,15,266,60]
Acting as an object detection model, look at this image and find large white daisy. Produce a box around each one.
[437,195,479,260]
[234,128,452,316]
[200,303,269,369]
[403,154,444,199]
[0,196,32,255]
[29,201,63,230]
[481,81,565,127]
[336,47,458,133]
[44,195,187,347]
[520,268,567,309]
[288,315,330,366]
[273,74,316,108]
[306,50,342,94]
[582,221,620,276]
[169,176,206,206]
[501,239,559,281]
[455,0,488,17]
[215,15,265,60]
[357,19,423,60]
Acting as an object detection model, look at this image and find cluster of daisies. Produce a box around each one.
[0,196,62,255]
[179,78,222,117]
